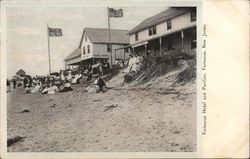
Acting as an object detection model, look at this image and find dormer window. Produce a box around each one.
[148,26,156,36]
[191,10,196,22]
[167,20,172,30]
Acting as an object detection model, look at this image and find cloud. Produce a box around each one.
[11,27,42,36]
[11,53,47,61]
[47,13,82,21]
[59,14,82,20]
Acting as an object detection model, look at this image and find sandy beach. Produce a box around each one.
[7,73,196,152]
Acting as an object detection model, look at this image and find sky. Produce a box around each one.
[6,6,167,78]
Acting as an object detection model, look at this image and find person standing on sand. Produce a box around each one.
[23,76,28,88]
[7,79,11,93]
[12,77,17,89]
[99,61,103,76]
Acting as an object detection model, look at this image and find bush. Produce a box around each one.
[124,74,133,83]
[175,63,196,84]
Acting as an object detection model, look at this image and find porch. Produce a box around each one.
[129,26,196,58]
[65,57,109,70]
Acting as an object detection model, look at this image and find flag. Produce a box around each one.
[48,27,63,36]
[109,8,123,18]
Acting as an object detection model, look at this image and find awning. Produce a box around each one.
[132,41,148,48]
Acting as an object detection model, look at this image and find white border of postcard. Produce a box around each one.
[0,0,203,158]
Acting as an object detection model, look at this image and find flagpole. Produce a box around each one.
[107,7,113,69]
[47,23,51,75]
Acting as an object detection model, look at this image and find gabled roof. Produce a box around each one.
[83,28,129,44]
[128,7,196,35]
[65,28,129,61]
[64,48,81,61]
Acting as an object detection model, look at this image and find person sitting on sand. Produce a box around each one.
[59,80,73,92]
[66,71,72,82]
[60,71,65,81]
[94,75,107,93]
[47,76,54,84]
[47,83,59,95]
[72,73,82,84]
[25,85,31,94]
[41,84,49,94]
[30,83,41,93]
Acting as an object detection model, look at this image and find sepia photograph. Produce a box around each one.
[4,3,197,153]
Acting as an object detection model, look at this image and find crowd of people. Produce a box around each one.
[22,72,74,94]
[6,60,110,94]
[123,55,144,74]
[6,55,143,94]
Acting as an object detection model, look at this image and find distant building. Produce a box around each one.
[64,28,129,69]
[118,7,196,58]
[16,69,26,77]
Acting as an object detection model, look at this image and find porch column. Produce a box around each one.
[144,44,147,58]
[124,48,127,60]
[92,58,95,65]
[159,37,162,57]
[114,49,117,61]
[181,30,184,53]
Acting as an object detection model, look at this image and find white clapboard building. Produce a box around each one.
[64,28,129,68]
[117,7,196,58]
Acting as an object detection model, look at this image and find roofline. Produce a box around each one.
[64,54,81,61]
[79,27,130,47]
[127,11,188,35]
[115,44,132,51]
[78,29,85,48]
[84,27,129,32]
[64,48,81,61]
[92,42,129,45]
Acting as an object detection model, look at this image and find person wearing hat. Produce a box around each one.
[6,79,11,93]
[59,80,73,92]
[95,74,107,93]
[12,77,17,89]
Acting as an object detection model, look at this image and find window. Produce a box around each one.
[148,26,156,36]
[135,32,138,41]
[107,44,111,52]
[167,20,172,30]
[87,45,90,53]
[191,40,196,49]
[83,47,85,55]
[191,10,196,22]
[153,26,156,34]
